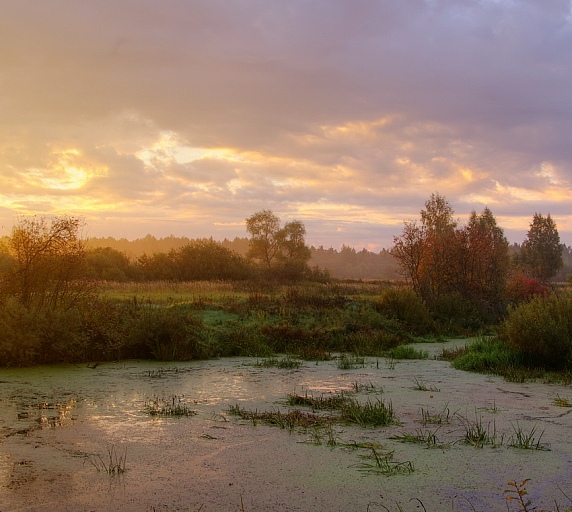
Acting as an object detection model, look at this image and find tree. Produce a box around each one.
[391,221,427,296]
[246,210,282,268]
[459,208,509,305]
[170,239,250,281]
[1,216,90,311]
[519,213,563,283]
[275,220,311,265]
[245,210,311,278]
[392,195,510,319]
[85,247,135,282]
[392,193,458,305]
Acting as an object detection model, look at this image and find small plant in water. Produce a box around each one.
[227,404,333,429]
[456,411,502,448]
[337,355,366,370]
[254,356,302,369]
[504,479,534,512]
[144,395,197,417]
[351,381,383,394]
[287,391,350,410]
[84,445,127,475]
[354,448,414,476]
[390,427,444,448]
[307,423,339,447]
[418,404,451,425]
[340,398,396,427]
[553,394,572,407]
[411,377,440,392]
[508,422,549,451]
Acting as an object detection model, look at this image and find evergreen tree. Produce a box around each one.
[520,213,563,283]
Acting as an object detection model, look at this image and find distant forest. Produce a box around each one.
[86,235,572,281]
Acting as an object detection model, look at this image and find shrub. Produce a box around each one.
[452,336,521,373]
[505,271,550,304]
[0,299,89,365]
[0,298,43,366]
[432,292,483,334]
[377,287,434,334]
[501,294,572,369]
[215,321,272,357]
[126,304,210,360]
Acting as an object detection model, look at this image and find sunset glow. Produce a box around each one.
[1,1,571,248]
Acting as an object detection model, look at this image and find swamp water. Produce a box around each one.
[1,342,571,511]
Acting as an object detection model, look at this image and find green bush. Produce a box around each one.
[377,287,434,334]
[0,298,43,366]
[215,321,273,357]
[0,299,93,365]
[126,304,210,360]
[452,337,521,373]
[501,294,572,369]
[432,292,483,334]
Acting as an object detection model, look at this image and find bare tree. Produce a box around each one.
[1,216,91,311]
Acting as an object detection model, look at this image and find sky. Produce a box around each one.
[1,1,571,250]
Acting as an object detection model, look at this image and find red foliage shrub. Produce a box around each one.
[505,272,550,304]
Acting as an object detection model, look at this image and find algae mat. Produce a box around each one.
[1,342,571,511]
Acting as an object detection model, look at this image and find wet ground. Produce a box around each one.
[1,339,572,511]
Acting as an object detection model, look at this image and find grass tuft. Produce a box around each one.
[354,448,414,476]
[84,445,127,475]
[287,391,350,410]
[553,394,572,407]
[340,398,396,427]
[508,422,550,451]
[144,395,197,417]
[254,356,302,369]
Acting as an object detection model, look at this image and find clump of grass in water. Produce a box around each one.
[390,427,445,448]
[456,411,503,448]
[553,394,572,407]
[84,445,127,475]
[337,355,366,369]
[287,391,350,411]
[438,344,469,361]
[227,404,334,429]
[307,423,339,447]
[508,422,550,451]
[351,381,383,394]
[418,404,451,425]
[253,356,302,369]
[340,398,396,427]
[144,395,197,417]
[411,377,440,392]
[353,448,414,476]
[386,345,429,360]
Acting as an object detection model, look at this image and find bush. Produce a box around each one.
[452,337,521,373]
[505,271,550,304]
[215,321,273,357]
[432,292,483,334]
[501,294,572,369]
[125,304,211,360]
[0,298,43,366]
[377,287,434,334]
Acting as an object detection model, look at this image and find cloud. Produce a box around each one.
[0,1,571,248]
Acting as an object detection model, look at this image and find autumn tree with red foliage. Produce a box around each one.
[392,194,510,318]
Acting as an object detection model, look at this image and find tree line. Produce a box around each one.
[0,198,570,367]
[392,193,565,322]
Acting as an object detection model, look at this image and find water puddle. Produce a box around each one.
[0,356,571,511]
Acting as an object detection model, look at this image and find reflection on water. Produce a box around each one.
[0,358,355,443]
